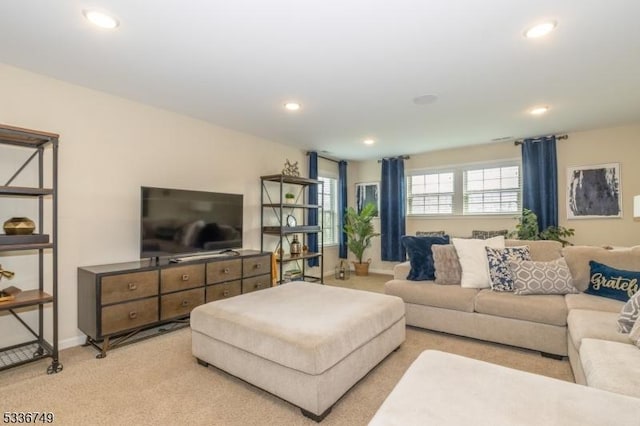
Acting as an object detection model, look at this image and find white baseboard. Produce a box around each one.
[60,334,86,350]
[368,268,394,276]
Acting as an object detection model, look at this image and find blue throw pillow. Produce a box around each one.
[585,261,640,302]
[486,246,531,292]
[401,235,450,281]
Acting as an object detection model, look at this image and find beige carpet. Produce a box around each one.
[1,275,574,426]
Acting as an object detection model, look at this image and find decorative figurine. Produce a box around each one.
[282,159,300,177]
[0,265,15,280]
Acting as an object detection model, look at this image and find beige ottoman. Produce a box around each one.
[369,350,640,426]
[191,282,405,421]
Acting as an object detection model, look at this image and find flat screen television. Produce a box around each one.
[140,186,243,259]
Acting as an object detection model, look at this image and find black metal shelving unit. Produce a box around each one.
[0,124,62,374]
[260,174,324,284]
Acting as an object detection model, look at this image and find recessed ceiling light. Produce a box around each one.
[412,94,439,105]
[83,10,119,29]
[363,139,375,145]
[524,21,556,39]
[284,102,301,111]
[530,106,550,115]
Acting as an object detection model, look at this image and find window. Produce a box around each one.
[407,161,521,216]
[318,176,338,245]
[464,165,520,214]
[407,172,454,214]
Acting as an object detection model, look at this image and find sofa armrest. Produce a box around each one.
[394,262,411,280]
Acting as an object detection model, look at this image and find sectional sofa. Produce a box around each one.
[384,240,640,398]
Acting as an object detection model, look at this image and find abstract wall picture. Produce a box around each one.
[567,163,622,219]
[355,182,379,217]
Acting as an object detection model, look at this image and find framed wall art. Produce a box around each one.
[566,163,622,219]
[355,182,379,217]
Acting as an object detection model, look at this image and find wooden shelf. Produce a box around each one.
[263,226,322,235]
[262,203,322,209]
[260,174,322,186]
[0,186,53,196]
[0,242,53,252]
[0,124,58,148]
[0,289,53,310]
[276,252,322,263]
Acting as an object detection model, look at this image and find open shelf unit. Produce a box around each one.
[260,174,324,284]
[0,124,62,374]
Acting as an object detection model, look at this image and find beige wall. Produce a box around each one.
[0,63,311,347]
[353,124,640,273]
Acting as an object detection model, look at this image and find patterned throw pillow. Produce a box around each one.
[416,230,446,237]
[432,244,462,285]
[617,290,640,333]
[401,235,450,281]
[471,230,509,240]
[486,246,531,292]
[585,261,640,302]
[510,258,579,295]
[630,319,640,348]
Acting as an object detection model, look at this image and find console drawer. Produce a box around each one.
[101,270,158,305]
[206,280,242,303]
[161,264,205,293]
[207,259,242,283]
[101,298,158,336]
[161,287,205,320]
[243,254,271,278]
[242,274,271,294]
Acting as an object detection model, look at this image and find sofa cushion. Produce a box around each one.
[585,261,640,302]
[486,246,531,291]
[506,239,562,262]
[565,293,624,313]
[580,338,640,398]
[384,280,478,313]
[416,230,446,237]
[432,244,462,285]
[474,290,567,326]
[562,245,640,292]
[618,291,640,333]
[453,236,504,289]
[567,309,630,350]
[402,235,450,281]
[471,229,508,239]
[511,258,578,295]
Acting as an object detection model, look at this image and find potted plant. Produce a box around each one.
[509,208,575,246]
[284,192,295,204]
[344,202,380,276]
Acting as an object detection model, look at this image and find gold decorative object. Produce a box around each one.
[0,265,15,280]
[3,217,36,235]
[290,235,302,256]
[282,159,300,177]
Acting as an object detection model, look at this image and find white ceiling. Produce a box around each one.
[1,1,639,160]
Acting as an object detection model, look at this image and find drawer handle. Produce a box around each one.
[128,283,137,291]
[255,283,264,289]
[223,268,230,274]
[223,290,230,297]
[129,311,138,319]
[181,300,190,307]
[181,274,190,281]
[255,264,262,269]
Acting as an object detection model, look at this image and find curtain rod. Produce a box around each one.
[514,134,568,146]
[306,151,343,164]
[377,155,410,163]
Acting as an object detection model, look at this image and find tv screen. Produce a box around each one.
[140,187,243,258]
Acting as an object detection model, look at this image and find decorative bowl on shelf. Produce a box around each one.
[3,217,36,235]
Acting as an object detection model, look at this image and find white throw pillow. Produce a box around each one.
[452,236,505,288]
[630,319,640,348]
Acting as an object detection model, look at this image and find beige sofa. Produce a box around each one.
[385,241,640,398]
[385,239,569,357]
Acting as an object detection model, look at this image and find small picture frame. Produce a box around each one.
[566,163,622,219]
[355,182,380,217]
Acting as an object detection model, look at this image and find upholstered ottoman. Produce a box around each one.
[191,282,405,421]
[369,350,640,426]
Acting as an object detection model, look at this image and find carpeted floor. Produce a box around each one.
[1,274,574,425]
